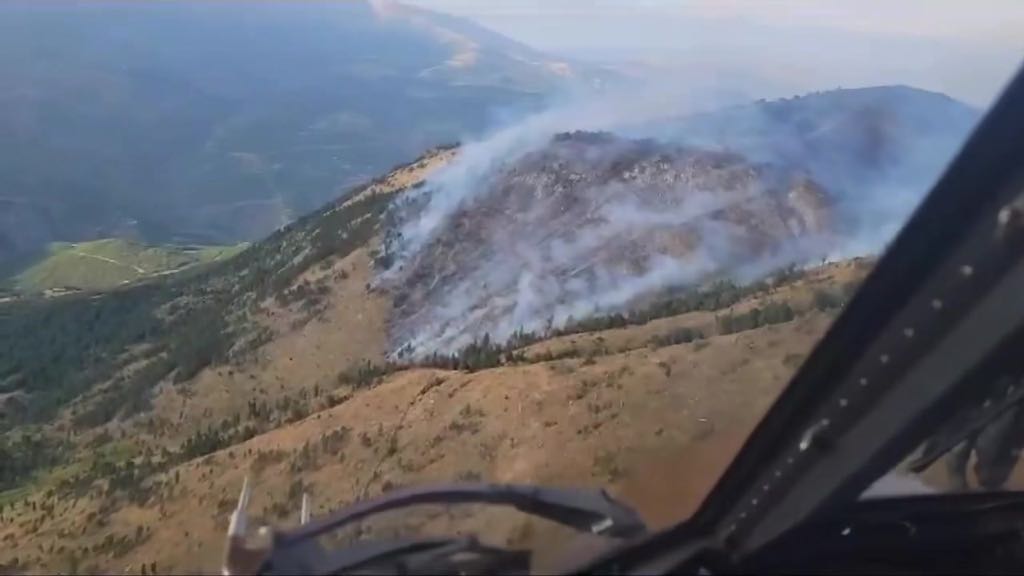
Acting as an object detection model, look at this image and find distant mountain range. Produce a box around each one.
[0,0,605,269]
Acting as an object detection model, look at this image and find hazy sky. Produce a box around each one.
[403,0,1024,106]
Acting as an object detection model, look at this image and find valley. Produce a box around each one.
[0,0,605,270]
[9,240,246,294]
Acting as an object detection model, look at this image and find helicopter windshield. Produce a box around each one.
[1,3,1023,574]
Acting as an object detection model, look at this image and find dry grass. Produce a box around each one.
[338,148,457,209]
[0,299,838,573]
[0,143,880,575]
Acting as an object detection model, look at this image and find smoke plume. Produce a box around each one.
[377,84,979,357]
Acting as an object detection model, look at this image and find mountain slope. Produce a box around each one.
[0,85,975,428]
[0,253,867,574]
[370,0,603,90]
[0,0,586,268]
[382,131,835,356]
[0,84,980,573]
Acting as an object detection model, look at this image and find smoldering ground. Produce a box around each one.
[376,84,979,357]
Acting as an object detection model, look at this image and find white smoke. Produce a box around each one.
[378,82,978,358]
[385,85,731,263]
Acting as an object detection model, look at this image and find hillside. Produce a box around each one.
[0,250,869,573]
[382,131,834,357]
[10,240,245,294]
[0,140,873,575]
[0,136,858,573]
[0,85,981,574]
[0,0,606,268]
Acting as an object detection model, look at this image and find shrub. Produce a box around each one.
[649,326,705,348]
[813,289,846,311]
[718,302,795,335]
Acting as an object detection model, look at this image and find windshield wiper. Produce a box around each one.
[223,481,647,575]
[277,482,646,547]
[280,535,530,575]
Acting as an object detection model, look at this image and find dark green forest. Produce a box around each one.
[0,179,406,432]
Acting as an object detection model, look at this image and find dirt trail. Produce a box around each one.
[74,251,146,274]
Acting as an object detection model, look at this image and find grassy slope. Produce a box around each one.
[0,148,882,574]
[0,255,871,574]
[13,239,247,292]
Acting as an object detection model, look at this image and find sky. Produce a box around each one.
[402,0,1024,107]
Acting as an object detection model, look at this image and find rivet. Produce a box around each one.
[961,265,974,277]
[903,327,915,338]
[859,377,869,387]
[880,354,890,364]
[839,398,849,408]
[932,299,943,310]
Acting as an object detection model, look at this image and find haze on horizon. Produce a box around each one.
[402,0,1024,107]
